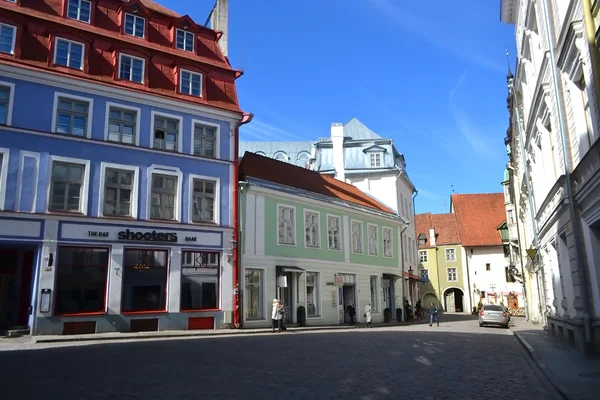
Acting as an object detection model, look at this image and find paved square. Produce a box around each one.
[0,318,560,399]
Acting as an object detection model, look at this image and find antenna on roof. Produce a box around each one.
[451,184,455,194]
[204,0,218,27]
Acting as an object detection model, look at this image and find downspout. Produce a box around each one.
[583,0,600,115]
[511,177,531,321]
[233,112,253,329]
[400,224,409,321]
[541,0,594,346]
[465,248,473,313]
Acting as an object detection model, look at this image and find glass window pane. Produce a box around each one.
[121,249,168,312]
[55,247,109,314]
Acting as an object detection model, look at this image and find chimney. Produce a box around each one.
[211,0,228,57]
[331,123,345,182]
[429,228,436,246]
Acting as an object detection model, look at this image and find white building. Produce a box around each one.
[501,0,600,353]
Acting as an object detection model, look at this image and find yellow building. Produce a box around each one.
[416,213,467,313]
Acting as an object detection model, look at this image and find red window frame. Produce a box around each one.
[121,248,169,314]
[54,246,110,317]
[180,250,221,312]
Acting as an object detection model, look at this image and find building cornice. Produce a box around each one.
[0,63,243,124]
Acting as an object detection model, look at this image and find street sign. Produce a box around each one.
[526,248,538,261]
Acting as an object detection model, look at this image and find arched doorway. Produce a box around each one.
[422,292,439,309]
[444,288,464,312]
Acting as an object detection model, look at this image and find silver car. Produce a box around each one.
[479,304,510,328]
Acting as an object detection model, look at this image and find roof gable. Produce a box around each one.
[415,212,460,247]
[343,118,382,140]
[451,193,505,247]
[363,145,387,153]
[239,152,396,215]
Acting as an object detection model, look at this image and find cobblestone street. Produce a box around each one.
[0,316,560,400]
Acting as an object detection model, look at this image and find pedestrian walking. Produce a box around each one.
[271,299,279,333]
[429,302,439,327]
[346,301,356,325]
[277,300,287,332]
[364,303,372,328]
[415,300,424,320]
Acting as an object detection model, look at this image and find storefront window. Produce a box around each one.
[180,251,219,310]
[370,275,378,313]
[306,272,319,316]
[55,247,109,314]
[122,249,168,312]
[245,269,263,320]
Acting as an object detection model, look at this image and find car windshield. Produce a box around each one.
[484,305,504,311]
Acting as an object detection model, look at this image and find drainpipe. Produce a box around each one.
[233,112,253,329]
[399,224,409,321]
[541,0,594,348]
[513,90,547,326]
[583,0,600,114]
[465,247,474,313]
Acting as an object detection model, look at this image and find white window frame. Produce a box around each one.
[326,214,342,251]
[419,250,428,263]
[303,209,321,249]
[51,92,94,139]
[351,220,364,254]
[53,37,84,70]
[447,267,458,282]
[146,164,182,222]
[118,53,145,84]
[0,23,16,55]
[98,162,139,218]
[190,119,220,159]
[277,204,296,246]
[150,111,183,153]
[188,173,220,224]
[175,28,195,52]
[382,226,393,258]
[244,267,265,321]
[369,152,382,167]
[46,155,91,214]
[367,223,379,256]
[369,275,379,313]
[124,13,145,38]
[305,271,320,317]
[0,81,15,126]
[445,248,456,262]
[66,0,92,24]
[104,102,141,146]
[0,147,9,210]
[180,69,203,97]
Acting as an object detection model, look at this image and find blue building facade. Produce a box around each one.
[0,0,245,335]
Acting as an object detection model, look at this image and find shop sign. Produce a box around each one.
[117,229,178,242]
[88,231,109,238]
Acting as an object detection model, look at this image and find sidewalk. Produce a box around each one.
[511,318,600,400]
[29,319,430,344]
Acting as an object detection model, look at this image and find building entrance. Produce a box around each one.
[0,247,37,331]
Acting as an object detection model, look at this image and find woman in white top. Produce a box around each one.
[271,299,279,333]
[364,304,373,328]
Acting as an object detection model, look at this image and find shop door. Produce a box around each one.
[278,272,293,323]
[342,285,355,323]
[0,251,18,328]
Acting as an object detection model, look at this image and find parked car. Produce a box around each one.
[479,304,510,328]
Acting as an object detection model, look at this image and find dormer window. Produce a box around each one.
[124,13,145,38]
[67,0,91,24]
[54,38,84,70]
[180,69,202,97]
[176,29,194,52]
[118,54,145,84]
[369,153,382,167]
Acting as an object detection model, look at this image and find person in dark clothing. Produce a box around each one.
[415,300,424,320]
[346,301,356,324]
[404,300,413,322]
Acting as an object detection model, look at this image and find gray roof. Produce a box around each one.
[239,141,314,167]
[342,118,382,140]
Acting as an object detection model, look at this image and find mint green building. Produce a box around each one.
[239,152,409,327]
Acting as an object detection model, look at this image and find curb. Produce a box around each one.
[513,331,571,400]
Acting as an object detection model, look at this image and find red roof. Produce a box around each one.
[140,0,180,17]
[415,213,460,248]
[239,152,396,214]
[451,193,505,247]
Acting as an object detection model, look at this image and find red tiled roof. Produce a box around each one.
[415,213,460,248]
[140,0,180,17]
[451,193,505,247]
[239,152,396,214]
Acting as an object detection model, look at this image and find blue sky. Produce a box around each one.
[163,0,517,214]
